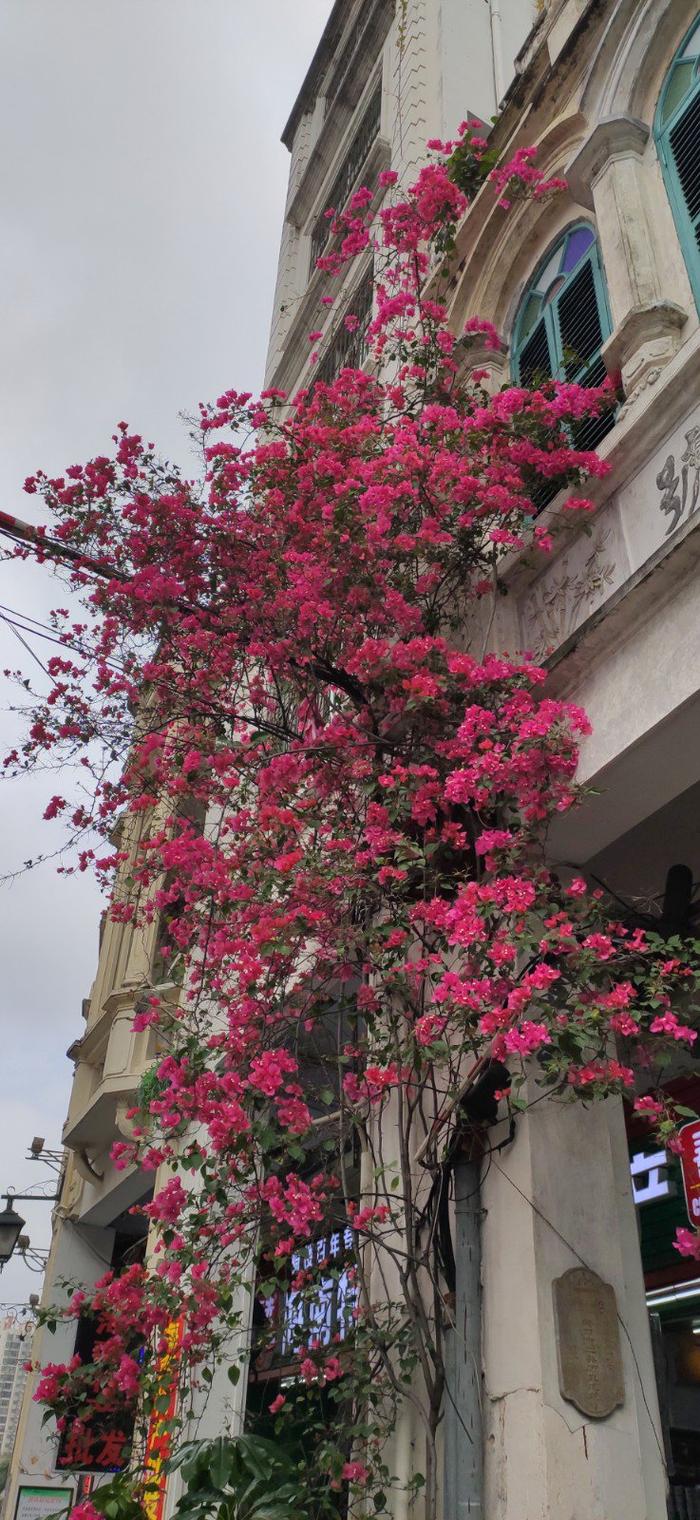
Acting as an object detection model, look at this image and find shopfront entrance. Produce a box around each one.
[628,1078,700,1518]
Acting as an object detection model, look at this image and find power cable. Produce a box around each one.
[0,613,50,676]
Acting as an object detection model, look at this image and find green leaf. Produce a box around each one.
[227,1364,240,1385]
[208,1437,234,1490]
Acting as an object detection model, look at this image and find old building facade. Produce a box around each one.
[8,2,700,1518]
[263,0,700,1512]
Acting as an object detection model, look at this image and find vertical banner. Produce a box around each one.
[143,1319,184,1520]
[678,1118,700,1227]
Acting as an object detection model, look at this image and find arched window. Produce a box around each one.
[512,223,614,451]
[656,14,700,307]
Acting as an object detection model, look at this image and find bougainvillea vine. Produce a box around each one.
[7,125,700,1520]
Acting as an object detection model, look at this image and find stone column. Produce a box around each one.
[567,116,688,405]
[481,1092,667,1518]
[456,333,509,394]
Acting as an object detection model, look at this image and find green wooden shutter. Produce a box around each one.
[511,226,616,502]
[667,88,700,271]
[656,18,700,311]
[555,258,604,380]
[553,252,615,451]
[517,315,554,387]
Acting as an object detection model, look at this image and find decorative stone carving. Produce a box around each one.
[519,520,624,661]
[552,1267,625,1419]
[566,116,650,207]
[455,332,509,393]
[619,400,700,563]
[602,301,687,400]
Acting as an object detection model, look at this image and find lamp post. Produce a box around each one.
[0,1201,26,1272]
[0,1182,61,1273]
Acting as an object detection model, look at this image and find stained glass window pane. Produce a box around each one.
[534,248,562,296]
[681,18,700,59]
[561,224,595,272]
[542,275,566,306]
[663,61,696,123]
[520,292,542,337]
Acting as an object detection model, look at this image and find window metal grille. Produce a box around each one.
[309,85,382,275]
[315,267,374,386]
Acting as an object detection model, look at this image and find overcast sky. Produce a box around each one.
[0,0,333,1307]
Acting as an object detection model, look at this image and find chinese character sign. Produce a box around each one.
[57,1411,131,1472]
[678,1120,700,1227]
[260,1230,357,1363]
[629,1149,673,1205]
[143,1319,184,1520]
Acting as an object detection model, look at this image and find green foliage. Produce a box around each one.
[137,1063,167,1113]
[168,1435,305,1520]
[80,1472,147,1520]
[447,121,500,198]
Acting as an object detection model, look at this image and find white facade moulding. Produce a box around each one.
[267,144,391,399]
[284,2,394,230]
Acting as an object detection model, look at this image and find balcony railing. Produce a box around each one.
[309,84,382,276]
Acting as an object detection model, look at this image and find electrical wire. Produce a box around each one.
[0,612,51,676]
[0,603,126,673]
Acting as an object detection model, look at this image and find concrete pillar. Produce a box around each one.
[567,116,688,405]
[480,1092,667,1519]
[444,1159,483,1519]
[455,333,509,394]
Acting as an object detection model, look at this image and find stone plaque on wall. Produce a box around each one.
[552,1267,625,1419]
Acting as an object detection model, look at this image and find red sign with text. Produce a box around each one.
[679,1120,700,1228]
[143,1319,183,1520]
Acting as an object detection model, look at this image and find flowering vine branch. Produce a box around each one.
[8,127,700,1520]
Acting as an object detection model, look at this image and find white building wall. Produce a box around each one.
[261,1,700,1514]
[4,1218,116,1518]
[264,0,537,394]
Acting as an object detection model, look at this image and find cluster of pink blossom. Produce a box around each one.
[10,120,700,1510]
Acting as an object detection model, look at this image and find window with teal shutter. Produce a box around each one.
[656,14,700,308]
[512,223,615,461]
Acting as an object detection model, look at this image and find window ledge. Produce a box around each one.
[489,321,700,671]
[602,300,688,400]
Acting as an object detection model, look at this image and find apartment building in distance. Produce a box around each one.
[7,2,700,1518]
[0,1318,31,1466]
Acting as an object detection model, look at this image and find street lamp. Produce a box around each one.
[0,1143,63,1272]
[0,1200,26,1271]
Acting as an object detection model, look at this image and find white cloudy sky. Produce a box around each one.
[0,0,333,1306]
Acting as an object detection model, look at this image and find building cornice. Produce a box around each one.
[282,0,393,150]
